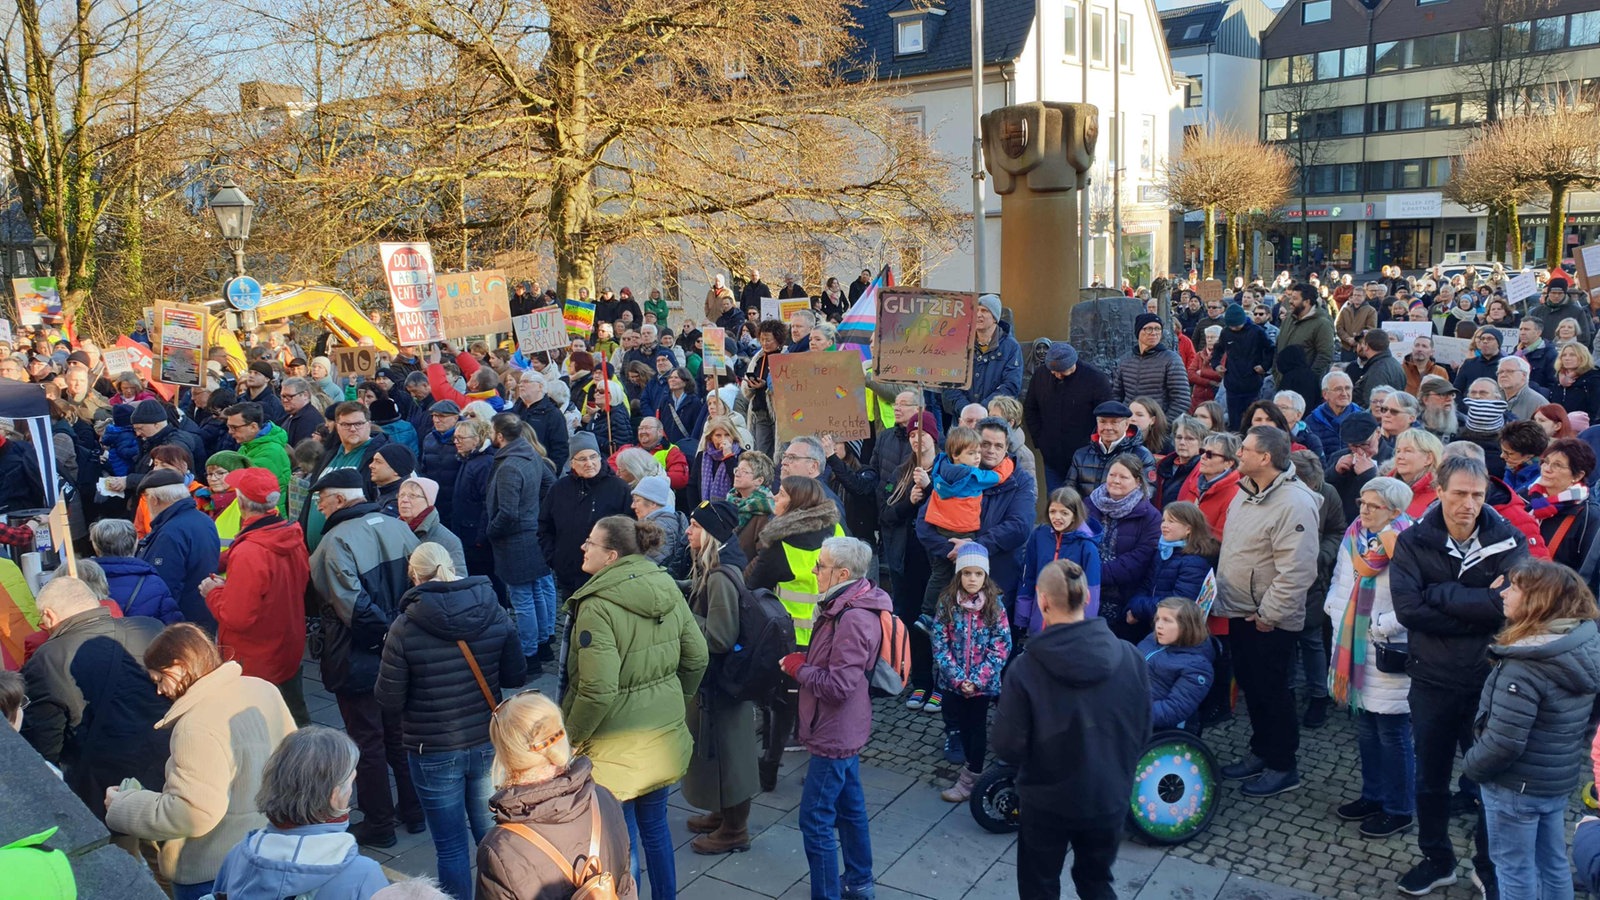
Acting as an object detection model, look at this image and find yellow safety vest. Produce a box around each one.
[776,524,846,646]
[215,500,242,551]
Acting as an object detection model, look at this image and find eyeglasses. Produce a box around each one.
[1357,500,1391,513]
[281,391,304,400]
[1199,450,1233,461]
[337,420,369,429]
[225,421,250,432]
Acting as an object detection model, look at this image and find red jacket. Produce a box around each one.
[205,515,310,684]
[1404,472,1438,519]
[608,441,690,490]
[1178,466,1242,541]
[1489,477,1550,560]
[427,350,507,412]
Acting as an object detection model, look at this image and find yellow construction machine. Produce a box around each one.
[204,282,398,370]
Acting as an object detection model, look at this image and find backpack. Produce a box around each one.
[860,606,912,698]
[501,805,620,900]
[714,565,795,702]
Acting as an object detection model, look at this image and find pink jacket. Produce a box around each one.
[796,578,892,759]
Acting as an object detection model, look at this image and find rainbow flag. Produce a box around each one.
[564,299,596,337]
[837,265,893,358]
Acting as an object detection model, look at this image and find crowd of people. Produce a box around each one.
[6,259,1600,900]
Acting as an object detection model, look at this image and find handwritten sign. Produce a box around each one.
[1431,335,1473,367]
[1576,243,1600,305]
[875,289,978,388]
[513,308,568,354]
[11,278,60,327]
[1382,321,1434,360]
[155,301,208,387]
[769,350,870,445]
[1505,271,1540,305]
[703,327,728,375]
[1195,279,1225,306]
[379,242,444,346]
[564,299,596,337]
[436,270,512,338]
[331,346,379,378]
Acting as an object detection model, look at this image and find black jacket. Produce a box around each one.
[284,403,324,449]
[125,423,207,498]
[451,445,496,577]
[1547,369,1600,422]
[486,438,550,584]
[0,438,45,515]
[1022,362,1115,474]
[1391,503,1530,691]
[417,427,462,526]
[991,617,1151,828]
[376,576,528,753]
[1209,322,1274,392]
[514,396,571,472]
[538,467,633,593]
[241,384,286,426]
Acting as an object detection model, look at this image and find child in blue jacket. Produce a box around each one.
[1013,486,1102,636]
[99,404,140,477]
[1137,597,1215,730]
[1127,501,1217,632]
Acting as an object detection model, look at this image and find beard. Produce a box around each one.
[1422,404,1458,437]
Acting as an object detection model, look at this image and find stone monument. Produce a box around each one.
[980,101,1098,343]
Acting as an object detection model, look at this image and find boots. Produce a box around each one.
[941,768,977,803]
[691,801,752,854]
[759,759,780,793]
[685,810,723,834]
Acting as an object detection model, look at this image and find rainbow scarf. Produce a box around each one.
[1527,482,1588,521]
[1329,517,1410,709]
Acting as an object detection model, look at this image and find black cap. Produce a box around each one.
[139,468,185,493]
[1340,411,1380,445]
[131,399,168,425]
[691,499,741,544]
[310,468,364,492]
[1093,400,1133,419]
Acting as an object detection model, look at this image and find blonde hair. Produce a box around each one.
[1155,597,1208,647]
[944,426,980,460]
[697,415,738,454]
[408,542,459,584]
[490,692,574,788]
[1499,559,1599,646]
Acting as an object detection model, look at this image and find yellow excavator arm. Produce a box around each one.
[206,282,398,371]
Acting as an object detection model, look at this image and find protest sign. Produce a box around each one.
[379,242,444,345]
[1381,321,1433,360]
[11,278,61,327]
[875,289,978,388]
[1505,271,1540,305]
[760,298,781,322]
[564,299,596,337]
[703,327,728,374]
[769,350,870,445]
[514,308,568,354]
[1431,335,1473,367]
[1576,243,1600,304]
[111,336,172,400]
[1195,280,1225,306]
[331,346,379,378]
[0,319,14,346]
[155,301,207,387]
[779,298,811,321]
[437,270,512,339]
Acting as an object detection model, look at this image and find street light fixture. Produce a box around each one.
[207,177,255,279]
[30,235,55,276]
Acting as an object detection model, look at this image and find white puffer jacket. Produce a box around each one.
[1324,529,1411,715]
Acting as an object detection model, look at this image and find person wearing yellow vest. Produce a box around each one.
[200,450,251,553]
[745,475,843,791]
[607,417,690,490]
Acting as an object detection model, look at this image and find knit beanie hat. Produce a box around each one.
[977,294,1002,321]
[632,473,674,510]
[1045,342,1078,372]
[402,475,440,507]
[691,499,741,544]
[374,443,416,477]
[131,399,167,425]
[1134,313,1161,336]
[1223,304,1248,328]
[569,431,600,460]
[205,450,250,472]
[368,393,400,425]
[954,542,990,576]
[1463,397,1509,433]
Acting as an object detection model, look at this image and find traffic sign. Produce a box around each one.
[225,276,263,311]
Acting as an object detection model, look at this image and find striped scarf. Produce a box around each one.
[1527,482,1588,521]
[1329,517,1410,709]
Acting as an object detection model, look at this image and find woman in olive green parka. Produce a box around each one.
[563,515,707,900]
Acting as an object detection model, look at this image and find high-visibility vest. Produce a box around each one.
[215,499,242,551]
[776,524,846,646]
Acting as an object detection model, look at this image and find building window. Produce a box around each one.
[1090,8,1107,66]
[1185,75,1204,108]
[1573,11,1600,46]
[1302,0,1331,24]
[1266,57,1289,86]
[1265,113,1287,141]
[1117,14,1132,69]
[1533,16,1566,51]
[1316,49,1341,80]
[1343,46,1367,76]
[1064,3,1078,57]
[1417,0,1448,5]
[1502,21,1532,56]
[1183,23,1203,40]
[896,19,925,54]
[896,107,926,135]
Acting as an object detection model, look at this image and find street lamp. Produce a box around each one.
[207,177,254,279]
[30,235,55,276]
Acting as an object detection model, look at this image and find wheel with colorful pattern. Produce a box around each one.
[1127,729,1220,845]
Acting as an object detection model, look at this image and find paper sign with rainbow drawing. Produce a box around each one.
[768,349,870,445]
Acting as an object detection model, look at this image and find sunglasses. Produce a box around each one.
[1200,450,1233,461]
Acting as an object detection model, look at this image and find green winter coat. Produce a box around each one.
[561,554,709,801]
[238,422,291,514]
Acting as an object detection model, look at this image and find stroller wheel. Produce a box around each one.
[1128,729,1221,845]
[969,764,1021,834]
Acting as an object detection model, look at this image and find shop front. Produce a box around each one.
[1370,220,1433,270]
[1268,203,1367,271]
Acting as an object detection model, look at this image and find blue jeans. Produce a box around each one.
[172,882,214,900]
[1479,782,1574,900]
[505,581,541,656]
[534,574,558,643]
[622,786,675,900]
[800,754,875,900]
[1357,711,1414,816]
[407,743,496,900]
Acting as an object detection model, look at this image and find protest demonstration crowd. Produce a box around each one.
[12,257,1600,900]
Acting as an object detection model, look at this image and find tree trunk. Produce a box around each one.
[545,34,597,301]
[1485,202,1501,264]
[1203,205,1216,280]
[1545,182,1569,271]
[1508,201,1523,267]
[1225,213,1239,284]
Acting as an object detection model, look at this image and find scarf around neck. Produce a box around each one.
[1528,481,1589,520]
[1329,516,1410,709]
[728,486,775,527]
[1090,483,1143,520]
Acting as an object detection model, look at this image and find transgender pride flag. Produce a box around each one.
[837,264,893,359]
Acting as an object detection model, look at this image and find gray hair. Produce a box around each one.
[145,483,191,507]
[1496,355,1530,375]
[1273,391,1306,415]
[282,376,312,396]
[409,542,459,584]
[790,309,818,328]
[640,324,658,341]
[372,878,452,900]
[323,487,366,505]
[1443,440,1487,462]
[813,322,837,347]
[1469,378,1505,399]
[1321,371,1352,390]
[75,559,109,601]
[1172,414,1210,442]
[255,725,361,828]
[787,436,825,465]
[615,447,664,483]
[1201,431,1241,460]
[1387,391,1420,417]
[821,536,872,580]
[1361,477,1414,515]
[90,518,137,557]
[36,576,99,620]
[547,380,571,409]
[1437,454,1490,492]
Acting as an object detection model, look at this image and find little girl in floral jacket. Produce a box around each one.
[930,543,1012,804]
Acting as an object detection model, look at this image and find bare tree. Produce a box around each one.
[1155,124,1291,282]
[1466,103,1600,270]
[1453,0,1563,124]
[1444,127,1533,265]
[1262,77,1339,275]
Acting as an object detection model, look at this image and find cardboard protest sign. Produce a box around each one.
[769,350,870,445]
[11,278,61,327]
[1195,280,1225,306]
[437,270,512,338]
[1431,335,1473,367]
[1382,321,1433,360]
[875,289,978,388]
[564,299,596,337]
[331,346,379,378]
[111,336,173,401]
[1505,271,1539,305]
[779,298,811,321]
[513,308,568,355]
[0,319,15,346]
[760,298,781,322]
[703,327,728,375]
[154,301,208,387]
[1575,243,1600,304]
[379,242,444,345]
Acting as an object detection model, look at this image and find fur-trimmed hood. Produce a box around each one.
[757,500,840,549]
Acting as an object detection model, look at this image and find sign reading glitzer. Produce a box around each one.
[379,242,444,345]
[875,289,978,389]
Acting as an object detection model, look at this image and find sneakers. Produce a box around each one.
[942,730,965,765]
[1359,813,1413,838]
[1302,697,1330,728]
[905,689,929,711]
[1240,768,1301,797]
[913,613,935,636]
[1336,798,1383,821]
[1221,755,1267,781]
[1450,790,1480,817]
[922,691,944,713]
[348,821,397,849]
[1397,858,1458,896]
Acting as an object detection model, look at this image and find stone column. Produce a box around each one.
[980,102,1098,342]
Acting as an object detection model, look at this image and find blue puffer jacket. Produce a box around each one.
[136,502,221,629]
[941,320,1023,415]
[378,418,418,456]
[1128,549,1213,624]
[95,555,182,624]
[101,422,140,477]
[1013,523,1101,633]
[1305,402,1364,466]
[416,427,461,525]
[1137,634,1215,730]
[915,457,1037,599]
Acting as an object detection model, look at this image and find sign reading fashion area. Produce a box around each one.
[769,350,870,445]
[875,289,977,389]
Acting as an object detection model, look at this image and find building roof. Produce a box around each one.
[1158,2,1227,49]
[848,0,1038,79]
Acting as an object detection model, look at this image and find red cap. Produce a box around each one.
[224,468,281,506]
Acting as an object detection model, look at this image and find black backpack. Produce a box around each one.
[713,565,795,703]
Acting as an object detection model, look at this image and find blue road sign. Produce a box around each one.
[225,276,263,311]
